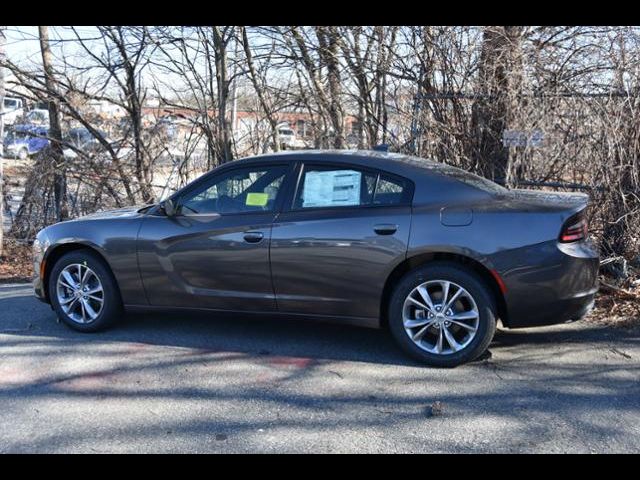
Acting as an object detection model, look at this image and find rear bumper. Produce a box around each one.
[496,239,599,328]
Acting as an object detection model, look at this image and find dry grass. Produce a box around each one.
[585,279,640,329]
[0,240,33,284]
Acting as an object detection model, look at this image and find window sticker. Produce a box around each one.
[302,170,362,208]
[245,192,269,207]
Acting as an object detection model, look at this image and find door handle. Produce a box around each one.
[243,231,264,243]
[374,224,398,235]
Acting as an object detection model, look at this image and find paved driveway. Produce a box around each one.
[0,283,638,453]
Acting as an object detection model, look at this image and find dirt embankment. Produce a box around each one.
[0,241,33,284]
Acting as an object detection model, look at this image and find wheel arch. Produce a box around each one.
[42,242,120,304]
[380,251,509,328]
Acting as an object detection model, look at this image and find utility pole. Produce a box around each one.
[0,26,6,257]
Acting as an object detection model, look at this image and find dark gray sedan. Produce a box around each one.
[33,151,599,366]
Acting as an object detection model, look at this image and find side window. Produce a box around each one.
[294,165,377,209]
[294,164,411,209]
[179,165,288,215]
[373,174,410,206]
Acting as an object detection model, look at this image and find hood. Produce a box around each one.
[75,205,151,221]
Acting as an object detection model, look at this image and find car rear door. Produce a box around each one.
[270,161,413,320]
[137,162,294,312]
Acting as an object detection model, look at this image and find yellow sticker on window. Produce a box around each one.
[246,192,269,207]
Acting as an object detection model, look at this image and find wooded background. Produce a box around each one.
[0,26,638,267]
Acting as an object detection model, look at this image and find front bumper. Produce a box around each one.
[32,234,50,303]
[3,144,25,156]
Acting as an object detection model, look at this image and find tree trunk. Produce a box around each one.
[0,26,5,256]
[471,26,524,184]
[39,25,68,221]
[317,27,345,149]
[212,26,234,164]
[241,27,280,152]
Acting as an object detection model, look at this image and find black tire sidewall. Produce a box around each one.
[48,250,122,332]
[388,262,497,367]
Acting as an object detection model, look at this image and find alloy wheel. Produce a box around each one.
[402,279,480,355]
[56,263,105,324]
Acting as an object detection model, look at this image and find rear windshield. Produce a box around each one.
[441,167,509,195]
[386,153,509,195]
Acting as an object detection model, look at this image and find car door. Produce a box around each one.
[270,161,414,320]
[137,162,293,312]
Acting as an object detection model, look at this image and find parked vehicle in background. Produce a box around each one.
[3,124,49,159]
[277,124,298,149]
[64,127,107,150]
[32,150,600,367]
[155,116,179,141]
[63,127,131,160]
[24,109,50,126]
[2,97,25,126]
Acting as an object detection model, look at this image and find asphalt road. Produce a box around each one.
[0,282,639,453]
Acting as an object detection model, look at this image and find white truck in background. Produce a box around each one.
[2,97,24,126]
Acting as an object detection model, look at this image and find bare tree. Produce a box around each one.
[241,26,280,152]
[470,26,524,184]
[0,25,5,256]
[211,26,236,163]
[339,26,398,148]
[39,25,68,221]
[70,26,157,202]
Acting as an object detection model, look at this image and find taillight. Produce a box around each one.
[559,213,588,243]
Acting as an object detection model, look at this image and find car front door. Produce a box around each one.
[270,162,413,321]
[137,163,293,312]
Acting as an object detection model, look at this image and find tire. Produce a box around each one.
[48,249,123,332]
[18,148,28,160]
[388,262,497,367]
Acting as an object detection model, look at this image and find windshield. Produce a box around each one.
[27,111,47,122]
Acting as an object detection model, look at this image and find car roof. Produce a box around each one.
[230,149,451,178]
[236,149,430,165]
[172,149,498,206]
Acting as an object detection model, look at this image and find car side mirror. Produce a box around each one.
[163,198,178,217]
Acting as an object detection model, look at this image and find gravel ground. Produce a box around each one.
[0,283,639,453]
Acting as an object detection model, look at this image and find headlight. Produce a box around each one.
[32,237,43,256]
[32,233,50,279]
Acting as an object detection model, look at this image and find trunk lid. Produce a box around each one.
[490,188,590,217]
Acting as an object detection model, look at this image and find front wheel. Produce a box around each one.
[48,249,123,332]
[17,148,28,160]
[388,262,497,367]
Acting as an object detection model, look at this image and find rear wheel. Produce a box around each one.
[17,148,28,160]
[388,262,497,367]
[48,249,123,332]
